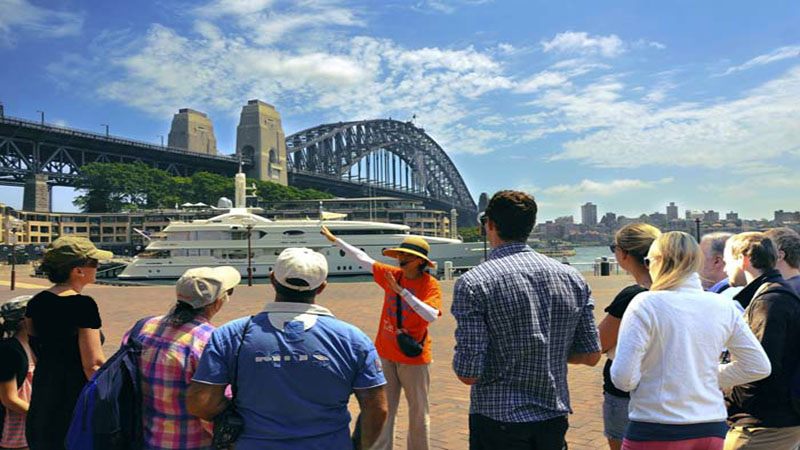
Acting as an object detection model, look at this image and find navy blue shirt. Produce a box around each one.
[193,302,386,450]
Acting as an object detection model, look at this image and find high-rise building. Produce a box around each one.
[581,202,598,226]
[666,202,678,221]
[703,210,720,223]
[726,211,739,221]
[685,210,704,220]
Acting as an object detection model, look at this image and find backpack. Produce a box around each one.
[66,316,152,450]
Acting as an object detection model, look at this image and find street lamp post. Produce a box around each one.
[101,124,109,137]
[694,218,702,241]
[8,218,23,291]
[242,218,256,287]
[36,110,44,124]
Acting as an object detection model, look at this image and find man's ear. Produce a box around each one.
[315,281,327,296]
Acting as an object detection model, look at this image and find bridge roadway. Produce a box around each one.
[0,115,245,186]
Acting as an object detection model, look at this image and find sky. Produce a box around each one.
[1,0,799,221]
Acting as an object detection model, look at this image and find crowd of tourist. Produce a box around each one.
[1,190,800,450]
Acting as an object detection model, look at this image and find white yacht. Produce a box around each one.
[118,209,486,279]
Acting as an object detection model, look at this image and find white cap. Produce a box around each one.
[176,266,241,308]
[273,248,328,291]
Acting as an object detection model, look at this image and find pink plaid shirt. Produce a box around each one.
[123,315,215,450]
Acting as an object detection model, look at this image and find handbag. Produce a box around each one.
[212,317,252,450]
[394,276,427,358]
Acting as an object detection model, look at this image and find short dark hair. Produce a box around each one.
[39,257,93,283]
[765,228,800,269]
[272,278,317,302]
[729,232,778,271]
[484,190,537,242]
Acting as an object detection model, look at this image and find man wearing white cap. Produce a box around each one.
[121,266,240,450]
[187,248,389,450]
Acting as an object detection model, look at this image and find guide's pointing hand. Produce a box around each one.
[320,225,337,242]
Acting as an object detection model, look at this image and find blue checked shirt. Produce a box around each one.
[452,243,601,423]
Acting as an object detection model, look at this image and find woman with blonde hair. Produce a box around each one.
[611,231,772,450]
[599,223,661,450]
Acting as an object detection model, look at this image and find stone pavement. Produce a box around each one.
[2,265,632,450]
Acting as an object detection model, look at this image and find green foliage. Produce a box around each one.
[73,163,333,212]
[458,226,482,242]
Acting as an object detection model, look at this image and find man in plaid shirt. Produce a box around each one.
[452,191,602,450]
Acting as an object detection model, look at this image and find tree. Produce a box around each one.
[74,162,333,212]
[458,226,482,242]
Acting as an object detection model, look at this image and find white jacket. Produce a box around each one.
[611,273,771,424]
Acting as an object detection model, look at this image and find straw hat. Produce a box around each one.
[383,236,435,267]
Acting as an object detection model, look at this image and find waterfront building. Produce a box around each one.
[667,202,678,221]
[581,202,598,226]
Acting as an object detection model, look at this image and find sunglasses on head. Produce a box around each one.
[609,244,618,254]
[84,259,99,268]
[643,257,657,269]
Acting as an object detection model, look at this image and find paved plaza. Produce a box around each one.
[2,266,633,450]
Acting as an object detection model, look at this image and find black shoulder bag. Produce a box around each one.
[213,317,252,450]
[394,275,426,358]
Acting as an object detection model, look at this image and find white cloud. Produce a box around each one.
[0,0,83,47]
[515,71,569,93]
[412,0,492,14]
[541,31,625,58]
[537,177,674,197]
[719,45,800,76]
[194,0,275,16]
[59,1,513,157]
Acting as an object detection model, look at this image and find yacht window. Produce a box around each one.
[137,250,170,259]
[283,230,304,236]
[339,250,345,257]
[226,250,248,260]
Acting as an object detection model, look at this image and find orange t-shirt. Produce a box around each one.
[373,262,442,365]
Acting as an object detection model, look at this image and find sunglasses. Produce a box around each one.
[609,244,618,253]
[643,256,659,269]
[226,288,235,296]
[84,259,99,268]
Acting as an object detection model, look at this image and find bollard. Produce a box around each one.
[444,261,454,281]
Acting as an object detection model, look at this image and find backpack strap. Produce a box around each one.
[128,316,155,344]
[231,316,253,400]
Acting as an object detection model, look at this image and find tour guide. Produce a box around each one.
[321,226,442,450]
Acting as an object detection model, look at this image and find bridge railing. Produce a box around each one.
[0,115,248,164]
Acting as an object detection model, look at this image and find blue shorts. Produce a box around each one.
[603,392,630,441]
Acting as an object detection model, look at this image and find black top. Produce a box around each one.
[24,290,102,450]
[0,337,27,387]
[727,270,800,428]
[603,284,647,398]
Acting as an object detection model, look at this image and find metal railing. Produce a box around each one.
[0,115,249,164]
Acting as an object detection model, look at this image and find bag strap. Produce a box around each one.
[231,316,253,400]
[393,274,427,346]
[394,273,403,330]
[129,316,155,344]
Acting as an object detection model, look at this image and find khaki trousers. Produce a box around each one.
[723,425,800,450]
[372,358,430,450]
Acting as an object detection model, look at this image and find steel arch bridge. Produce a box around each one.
[286,119,477,221]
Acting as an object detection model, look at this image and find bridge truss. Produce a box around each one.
[286,120,477,218]
[0,116,243,186]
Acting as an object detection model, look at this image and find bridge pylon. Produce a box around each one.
[23,174,50,212]
[236,100,288,185]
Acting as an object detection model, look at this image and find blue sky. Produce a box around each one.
[1,0,799,221]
